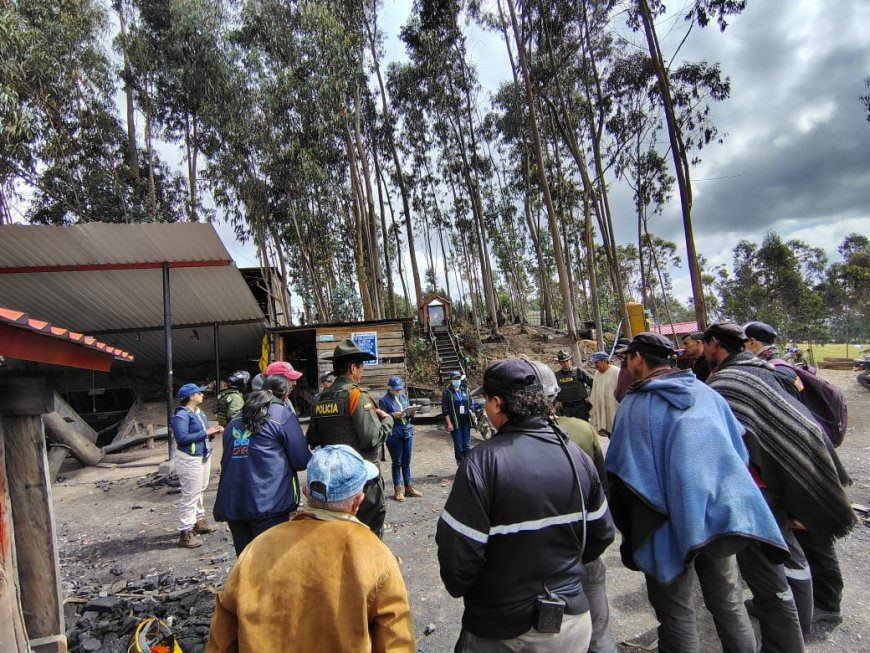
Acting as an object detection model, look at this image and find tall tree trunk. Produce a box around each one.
[378,161,411,313]
[638,0,707,328]
[345,128,374,319]
[506,0,579,355]
[365,12,423,312]
[184,114,199,222]
[143,92,158,219]
[269,227,292,326]
[353,84,383,319]
[116,0,140,180]
[373,147,395,317]
[584,200,605,349]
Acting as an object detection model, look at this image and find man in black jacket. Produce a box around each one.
[436,358,614,652]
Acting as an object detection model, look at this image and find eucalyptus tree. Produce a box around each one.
[364,0,424,311]
[132,0,231,222]
[394,0,501,332]
[0,0,184,224]
[628,0,746,328]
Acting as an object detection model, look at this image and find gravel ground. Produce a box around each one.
[53,368,870,652]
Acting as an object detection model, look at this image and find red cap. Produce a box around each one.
[264,361,303,380]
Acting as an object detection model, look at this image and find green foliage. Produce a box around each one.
[404,336,437,385]
[821,233,870,341]
[717,232,829,342]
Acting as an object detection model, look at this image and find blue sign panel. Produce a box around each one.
[351,331,378,366]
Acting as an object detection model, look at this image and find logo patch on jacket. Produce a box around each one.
[315,401,341,416]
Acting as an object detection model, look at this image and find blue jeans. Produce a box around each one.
[386,434,414,486]
[451,422,472,464]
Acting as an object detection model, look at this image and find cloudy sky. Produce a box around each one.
[213,1,870,307]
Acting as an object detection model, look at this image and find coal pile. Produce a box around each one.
[64,570,219,652]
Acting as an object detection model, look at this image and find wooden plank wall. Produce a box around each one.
[314,323,407,393]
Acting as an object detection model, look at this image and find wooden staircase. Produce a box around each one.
[432,325,464,383]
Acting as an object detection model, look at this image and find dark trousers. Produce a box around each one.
[794,528,843,613]
[561,401,590,421]
[737,523,807,653]
[582,557,616,653]
[356,475,386,539]
[386,434,414,487]
[451,422,472,464]
[227,513,290,556]
[645,552,755,653]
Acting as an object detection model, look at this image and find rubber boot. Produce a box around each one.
[404,485,422,498]
[178,529,202,548]
[393,486,405,502]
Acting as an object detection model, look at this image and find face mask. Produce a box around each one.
[451,380,461,388]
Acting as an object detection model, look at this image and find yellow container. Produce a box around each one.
[626,302,650,338]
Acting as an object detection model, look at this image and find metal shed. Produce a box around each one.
[0,223,267,428]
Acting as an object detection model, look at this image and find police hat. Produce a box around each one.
[555,350,572,362]
[743,321,777,344]
[615,332,675,358]
[321,338,377,362]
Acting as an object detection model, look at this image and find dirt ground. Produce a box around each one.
[53,367,870,652]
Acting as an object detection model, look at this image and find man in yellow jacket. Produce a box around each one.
[205,445,416,652]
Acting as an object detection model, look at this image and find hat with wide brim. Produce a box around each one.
[321,338,377,362]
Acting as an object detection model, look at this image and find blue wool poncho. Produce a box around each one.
[606,370,786,584]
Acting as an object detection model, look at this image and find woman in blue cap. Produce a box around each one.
[378,376,422,502]
[171,382,223,548]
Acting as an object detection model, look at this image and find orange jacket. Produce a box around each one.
[206,511,415,652]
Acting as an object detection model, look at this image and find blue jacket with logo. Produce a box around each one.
[171,405,211,457]
[379,391,414,438]
[213,403,312,522]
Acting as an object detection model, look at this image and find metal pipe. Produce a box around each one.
[214,322,220,396]
[163,261,174,460]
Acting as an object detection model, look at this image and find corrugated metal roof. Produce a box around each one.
[0,306,134,362]
[0,223,266,363]
[651,321,699,336]
[0,222,231,267]
[100,322,264,366]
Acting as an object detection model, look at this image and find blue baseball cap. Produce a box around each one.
[388,376,404,389]
[450,370,462,379]
[306,445,379,503]
[177,383,208,399]
[591,352,609,363]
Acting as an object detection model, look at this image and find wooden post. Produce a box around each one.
[146,423,155,450]
[5,415,64,646]
[0,414,30,652]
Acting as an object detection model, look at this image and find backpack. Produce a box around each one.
[792,363,848,447]
[215,389,242,427]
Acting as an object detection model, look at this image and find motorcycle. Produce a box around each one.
[470,399,495,440]
[856,358,870,391]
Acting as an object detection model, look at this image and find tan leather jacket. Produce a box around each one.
[206,511,415,652]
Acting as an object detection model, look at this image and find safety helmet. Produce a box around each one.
[227,370,250,390]
[129,617,182,653]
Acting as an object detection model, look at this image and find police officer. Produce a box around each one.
[307,339,394,538]
[554,350,594,420]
